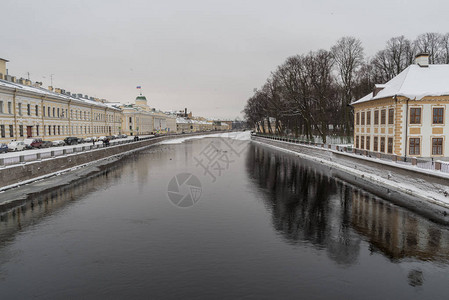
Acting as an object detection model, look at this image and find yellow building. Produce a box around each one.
[352,53,449,158]
[0,63,122,143]
[121,94,178,135]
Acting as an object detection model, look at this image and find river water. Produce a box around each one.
[0,136,449,299]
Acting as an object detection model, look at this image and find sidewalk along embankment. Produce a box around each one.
[0,132,224,191]
[252,135,449,225]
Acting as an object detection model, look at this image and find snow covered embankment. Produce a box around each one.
[252,136,449,224]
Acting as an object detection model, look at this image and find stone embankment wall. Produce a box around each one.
[252,135,449,224]
[0,132,218,190]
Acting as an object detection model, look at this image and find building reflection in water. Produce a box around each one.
[0,160,127,248]
[246,144,449,264]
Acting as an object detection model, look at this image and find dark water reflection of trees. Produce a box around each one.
[246,144,449,265]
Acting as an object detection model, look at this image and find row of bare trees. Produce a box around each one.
[244,32,449,142]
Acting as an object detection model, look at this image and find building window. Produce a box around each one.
[27,104,31,115]
[410,108,421,124]
[129,117,132,123]
[0,101,3,113]
[57,108,60,118]
[366,111,371,125]
[43,106,46,116]
[433,108,444,124]
[361,136,365,149]
[53,125,56,135]
[366,136,370,150]
[53,107,55,117]
[374,110,379,125]
[388,108,394,124]
[380,137,385,152]
[35,105,39,116]
[19,125,23,137]
[48,126,51,135]
[9,125,13,137]
[8,102,12,114]
[381,109,386,125]
[36,125,39,136]
[387,137,393,154]
[361,112,365,126]
[432,138,443,155]
[48,107,51,117]
[409,138,420,155]
[18,103,22,115]
[0,125,5,138]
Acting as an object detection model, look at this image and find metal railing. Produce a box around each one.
[254,133,449,175]
[0,131,230,168]
[0,135,161,167]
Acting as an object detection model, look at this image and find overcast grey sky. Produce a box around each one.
[2,0,449,119]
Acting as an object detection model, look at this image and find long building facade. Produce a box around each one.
[0,79,121,143]
[0,58,227,143]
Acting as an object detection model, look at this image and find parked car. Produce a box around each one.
[77,138,85,144]
[30,138,44,148]
[0,143,8,153]
[7,141,26,152]
[119,134,127,138]
[98,136,106,141]
[23,138,43,149]
[52,140,65,146]
[41,141,53,148]
[23,138,35,149]
[64,137,79,145]
[84,137,93,143]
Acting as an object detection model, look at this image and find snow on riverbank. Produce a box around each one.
[252,138,449,213]
[159,131,251,145]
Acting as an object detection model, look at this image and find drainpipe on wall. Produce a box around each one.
[404,99,409,159]
[68,99,71,135]
[13,89,18,140]
[90,105,94,138]
[41,96,45,139]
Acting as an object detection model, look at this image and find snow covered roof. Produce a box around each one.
[352,64,449,105]
[176,117,190,124]
[0,79,121,111]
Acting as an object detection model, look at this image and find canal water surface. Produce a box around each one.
[1,136,449,299]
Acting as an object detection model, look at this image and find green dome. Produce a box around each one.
[136,95,147,101]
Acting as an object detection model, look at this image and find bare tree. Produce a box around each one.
[371,36,414,82]
[331,37,364,135]
[439,33,449,64]
[414,32,443,63]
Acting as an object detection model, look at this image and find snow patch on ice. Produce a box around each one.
[159,131,251,145]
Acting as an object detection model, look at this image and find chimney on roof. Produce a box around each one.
[373,84,385,97]
[55,88,61,94]
[415,53,430,67]
[0,58,8,78]
[48,86,53,92]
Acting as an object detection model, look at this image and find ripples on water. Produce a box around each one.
[0,139,448,299]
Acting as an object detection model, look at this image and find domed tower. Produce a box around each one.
[135,94,150,111]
